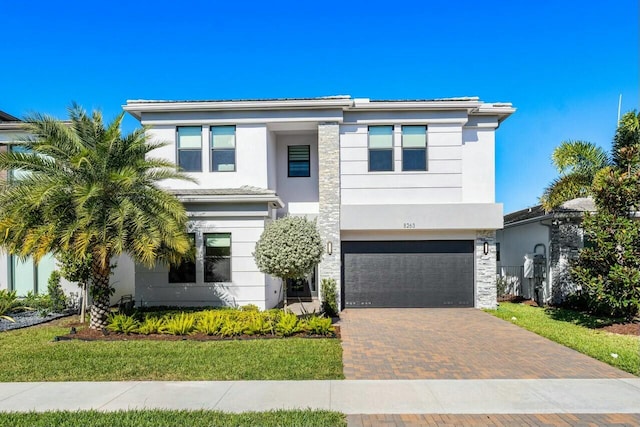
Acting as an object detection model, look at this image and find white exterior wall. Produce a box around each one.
[146,124,269,190]
[275,133,319,216]
[123,98,513,309]
[0,254,7,292]
[266,130,277,191]
[339,123,464,205]
[134,217,271,309]
[497,221,549,268]
[496,221,550,299]
[462,128,496,203]
[111,254,136,303]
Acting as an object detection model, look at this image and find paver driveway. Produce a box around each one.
[339,308,634,380]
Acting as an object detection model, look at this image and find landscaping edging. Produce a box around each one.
[0,311,72,332]
[56,325,341,342]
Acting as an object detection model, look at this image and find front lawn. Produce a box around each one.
[487,302,639,375]
[0,318,343,381]
[0,409,346,427]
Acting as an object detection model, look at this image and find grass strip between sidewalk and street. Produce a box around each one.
[0,409,346,427]
[487,302,639,375]
[0,319,343,381]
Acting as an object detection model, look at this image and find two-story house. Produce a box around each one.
[123,96,515,310]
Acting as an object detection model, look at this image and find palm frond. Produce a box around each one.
[540,172,594,211]
[0,103,194,271]
[551,140,610,175]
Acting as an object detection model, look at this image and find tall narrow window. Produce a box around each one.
[368,126,394,171]
[288,145,310,177]
[10,253,56,296]
[211,126,236,172]
[168,233,196,283]
[204,233,231,282]
[402,125,427,171]
[177,127,202,172]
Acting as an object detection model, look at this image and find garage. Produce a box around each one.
[341,240,474,308]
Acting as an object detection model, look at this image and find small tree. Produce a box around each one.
[47,271,67,313]
[571,212,640,319]
[320,278,339,317]
[253,216,323,307]
[57,251,93,323]
[570,112,640,320]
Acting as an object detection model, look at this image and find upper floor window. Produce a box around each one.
[402,125,427,171]
[288,145,310,177]
[204,233,232,282]
[168,233,196,283]
[177,127,202,172]
[211,126,236,172]
[368,126,393,172]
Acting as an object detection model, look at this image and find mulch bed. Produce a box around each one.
[57,324,340,341]
[600,322,639,336]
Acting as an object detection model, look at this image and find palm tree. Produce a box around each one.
[540,140,610,211]
[0,104,194,329]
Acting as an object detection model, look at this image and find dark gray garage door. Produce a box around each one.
[342,241,474,308]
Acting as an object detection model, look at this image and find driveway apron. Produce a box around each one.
[339,308,634,380]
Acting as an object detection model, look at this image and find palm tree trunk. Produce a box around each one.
[79,283,87,324]
[89,258,111,330]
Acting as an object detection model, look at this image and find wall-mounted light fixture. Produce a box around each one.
[483,242,489,255]
[327,241,333,255]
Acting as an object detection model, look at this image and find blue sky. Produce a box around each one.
[1,0,637,213]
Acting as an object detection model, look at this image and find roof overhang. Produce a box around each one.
[0,122,26,131]
[471,103,516,126]
[172,192,284,208]
[124,98,354,120]
[124,96,516,125]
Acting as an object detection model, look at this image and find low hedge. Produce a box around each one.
[107,306,335,337]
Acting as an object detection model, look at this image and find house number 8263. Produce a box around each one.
[403,222,416,229]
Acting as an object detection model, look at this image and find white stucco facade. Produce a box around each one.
[121,96,514,310]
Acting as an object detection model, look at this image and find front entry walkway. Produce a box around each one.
[339,308,633,380]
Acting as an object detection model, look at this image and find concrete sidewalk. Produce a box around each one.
[1,379,639,414]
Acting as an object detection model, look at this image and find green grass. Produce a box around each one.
[487,302,640,375]
[0,409,346,427]
[0,320,343,381]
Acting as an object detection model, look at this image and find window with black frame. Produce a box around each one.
[368,125,394,171]
[288,145,310,177]
[210,126,236,172]
[204,233,231,282]
[402,125,427,171]
[168,233,196,283]
[177,127,202,172]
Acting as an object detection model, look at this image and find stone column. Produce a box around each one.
[317,123,341,309]
[476,230,497,309]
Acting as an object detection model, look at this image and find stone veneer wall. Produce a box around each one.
[476,230,497,309]
[317,123,341,309]
[549,214,584,304]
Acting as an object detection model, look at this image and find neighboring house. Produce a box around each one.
[0,110,134,304]
[496,197,596,305]
[123,96,515,310]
